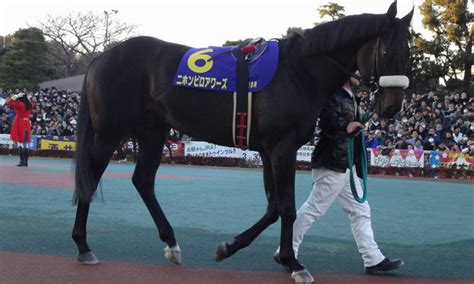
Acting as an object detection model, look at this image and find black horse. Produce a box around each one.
[73,2,412,283]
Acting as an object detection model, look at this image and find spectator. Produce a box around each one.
[452,127,463,144]
[369,114,381,131]
[435,123,445,143]
[379,119,388,133]
[416,124,427,139]
[387,123,397,139]
[408,109,425,126]
[414,139,424,150]
[405,130,419,146]
[1,114,10,134]
[365,131,378,148]
[374,130,385,146]
[440,131,456,150]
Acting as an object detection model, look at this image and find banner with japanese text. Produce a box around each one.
[440,151,474,167]
[184,141,261,161]
[297,145,314,162]
[183,141,314,163]
[38,136,76,151]
[370,149,424,168]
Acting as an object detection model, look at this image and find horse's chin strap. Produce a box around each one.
[379,75,410,89]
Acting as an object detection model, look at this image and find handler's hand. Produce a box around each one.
[346,121,365,136]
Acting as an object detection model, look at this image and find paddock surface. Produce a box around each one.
[1,156,473,283]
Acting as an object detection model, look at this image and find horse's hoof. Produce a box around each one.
[77,251,99,265]
[215,241,228,262]
[164,244,181,265]
[291,268,314,284]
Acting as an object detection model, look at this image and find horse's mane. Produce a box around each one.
[301,13,386,55]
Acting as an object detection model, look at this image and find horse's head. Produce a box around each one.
[356,2,413,118]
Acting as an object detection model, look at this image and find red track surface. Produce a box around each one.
[1,252,471,284]
[0,164,199,190]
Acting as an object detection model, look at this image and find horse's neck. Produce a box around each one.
[302,48,357,95]
[278,36,362,109]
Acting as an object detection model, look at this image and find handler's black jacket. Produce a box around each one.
[311,88,364,177]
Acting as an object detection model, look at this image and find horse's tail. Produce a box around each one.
[73,61,96,205]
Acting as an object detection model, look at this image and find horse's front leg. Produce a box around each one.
[215,151,279,261]
[271,144,314,283]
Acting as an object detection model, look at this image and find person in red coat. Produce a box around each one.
[7,92,33,166]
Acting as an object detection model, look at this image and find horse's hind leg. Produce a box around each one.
[132,127,180,264]
[215,151,279,261]
[72,135,119,264]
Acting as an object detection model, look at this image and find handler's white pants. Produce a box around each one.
[292,167,385,267]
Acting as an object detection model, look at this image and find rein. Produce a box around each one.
[347,89,376,203]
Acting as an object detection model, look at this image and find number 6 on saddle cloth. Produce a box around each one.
[173,39,279,149]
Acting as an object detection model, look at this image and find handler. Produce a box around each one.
[275,73,404,274]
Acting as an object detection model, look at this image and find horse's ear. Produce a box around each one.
[384,1,397,26]
[401,6,414,26]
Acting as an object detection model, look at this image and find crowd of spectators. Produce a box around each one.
[1,87,473,155]
[358,90,474,154]
[1,88,79,137]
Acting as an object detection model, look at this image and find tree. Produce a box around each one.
[406,31,448,92]
[419,0,473,93]
[317,2,345,21]
[282,27,304,38]
[38,10,137,77]
[0,28,55,90]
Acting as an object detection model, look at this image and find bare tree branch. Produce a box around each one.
[36,11,137,77]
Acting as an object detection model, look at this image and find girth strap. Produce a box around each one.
[232,50,252,149]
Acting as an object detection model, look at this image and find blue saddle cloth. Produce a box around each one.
[173,40,278,92]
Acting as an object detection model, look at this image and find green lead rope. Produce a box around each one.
[348,107,374,203]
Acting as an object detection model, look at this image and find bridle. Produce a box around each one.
[324,36,380,92]
[324,34,409,116]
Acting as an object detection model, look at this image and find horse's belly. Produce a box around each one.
[163,90,237,147]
